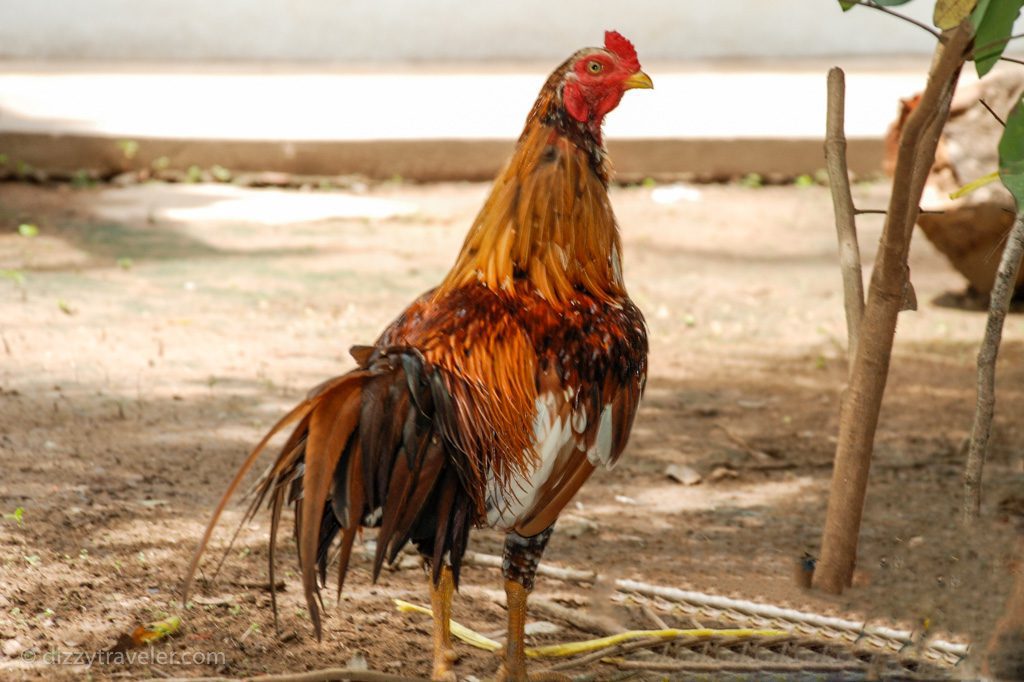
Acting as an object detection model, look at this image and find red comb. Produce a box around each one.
[604,30,640,71]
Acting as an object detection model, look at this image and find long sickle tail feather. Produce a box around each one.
[181,397,317,604]
[184,348,474,642]
[181,373,366,634]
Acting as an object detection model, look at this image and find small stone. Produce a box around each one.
[559,515,598,539]
[665,464,702,485]
[907,535,925,548]
[614,495,639,505]
[347,653,368,671]
[110,172,138,187]
[708,466,739,482]
[524,621,560,636]
[3,639,24,657]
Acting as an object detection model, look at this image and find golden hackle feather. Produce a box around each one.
[436,71,624,307]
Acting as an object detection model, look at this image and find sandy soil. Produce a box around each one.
[0,179,1022,680]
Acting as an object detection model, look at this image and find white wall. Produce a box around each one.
[0,0,946,62]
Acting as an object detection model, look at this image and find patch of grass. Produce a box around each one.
[72,169,97,188]
[3,507,24,526]
[1,269,25,286]
[117,140,139,160]
[210,165,232,182]
[739,173,763,189]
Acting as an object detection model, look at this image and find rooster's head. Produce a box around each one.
[561,30,653,127]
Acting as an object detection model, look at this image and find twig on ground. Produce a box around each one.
[712,423,774,462]
[640,604,672,656]
[825,67,865,373]
[615,579,969,660]
[963,211,1024,524]
[603,659,868,673]
[151,669,423,682]
[232,579,287,592]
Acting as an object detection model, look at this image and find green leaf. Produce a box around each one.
[972,0,1024,77]
[17,223,38,238]
[999,96,1024,207]
[0,269,25,285]
[934,0,977,29]
[839,0,914,12]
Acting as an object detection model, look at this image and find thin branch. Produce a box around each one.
[963,211,1024,524]
[847,1,941,39]
[979,99,1007,127]
[1000,56,1024,67]
[825,67,865,374]
[854,208,944,216]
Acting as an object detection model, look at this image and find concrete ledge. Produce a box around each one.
[0,132,884,182]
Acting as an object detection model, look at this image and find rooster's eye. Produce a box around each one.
[587,61,603,74]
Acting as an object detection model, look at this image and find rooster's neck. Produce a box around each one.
[437,83,625,306]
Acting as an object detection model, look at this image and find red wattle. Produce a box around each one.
[563,82,588,123]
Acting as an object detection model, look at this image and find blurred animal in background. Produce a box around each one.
[184,30,651,681]
[886,70,1024,303]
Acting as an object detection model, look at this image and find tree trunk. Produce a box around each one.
[813,23,974,595]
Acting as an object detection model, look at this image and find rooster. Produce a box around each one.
[184,30,651,681]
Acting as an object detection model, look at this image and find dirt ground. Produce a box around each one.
[0,178,1022,680]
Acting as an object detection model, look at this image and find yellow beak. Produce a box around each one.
[623,70,654,90]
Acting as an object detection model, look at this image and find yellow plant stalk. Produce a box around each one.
[950,171,1000,200]
[394,599,788,658]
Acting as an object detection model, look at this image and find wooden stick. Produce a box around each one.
[825,66,865,375]
[963,211,1024,524]
[615,579,969,659]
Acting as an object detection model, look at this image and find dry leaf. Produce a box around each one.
[933,0,976,30]
[130,615,181,647]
